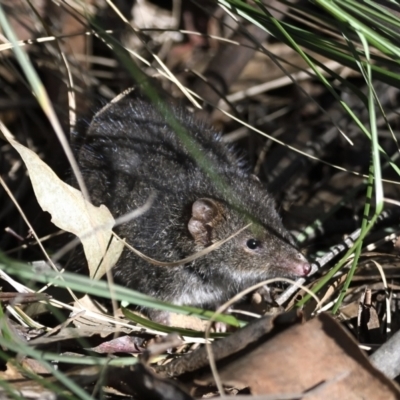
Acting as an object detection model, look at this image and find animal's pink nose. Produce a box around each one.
[291,253,311,276]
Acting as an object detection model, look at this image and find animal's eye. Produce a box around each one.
[246,239,261,250]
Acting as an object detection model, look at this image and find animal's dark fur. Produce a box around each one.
[74,97,309,322]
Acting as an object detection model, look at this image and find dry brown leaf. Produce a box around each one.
[2,128,123,279]
[194,313,400,399]
[90,335,144,354]
[168,313,210,331]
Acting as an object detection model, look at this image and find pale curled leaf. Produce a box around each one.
[2,127,123,279]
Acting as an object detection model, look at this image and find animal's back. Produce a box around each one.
[78,99,241,198]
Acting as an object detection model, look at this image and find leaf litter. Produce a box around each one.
[1,0,400,399]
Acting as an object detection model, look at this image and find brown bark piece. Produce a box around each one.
[196,313,400,399]
[159,310,302,377]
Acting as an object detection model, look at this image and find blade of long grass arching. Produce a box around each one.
[0,252,241,328]
[310,0,400,58]
[335,0,400,40]
[217,0,400,87]
[297,31,386,310]
[218,0,400,180]
[332,32,384,314]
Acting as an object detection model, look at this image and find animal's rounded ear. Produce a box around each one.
[188,198,222,246]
